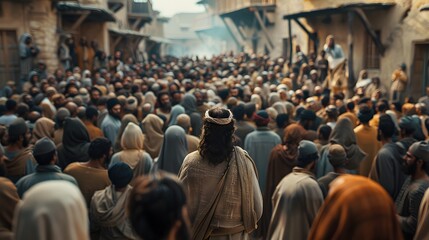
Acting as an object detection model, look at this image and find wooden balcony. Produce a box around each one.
[212,0,276,15]
[127,0,153,29]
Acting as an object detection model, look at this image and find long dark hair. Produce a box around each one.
[199,107,235,165]
[129,172,190,240]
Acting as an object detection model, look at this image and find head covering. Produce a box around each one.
[308,175,403,240]
[144,91,157,106]
[328,144,347,168]
[14,181,89,240]
[60,118,90,169]
[121,122,144,151]
[0,178,19,237]
[141,114,164,159]
[272,102,287,114]
[205,109,233,125]
[330,118,367,170]
[108,162,133,188]
[181,93,197,115]
[253,110,270,126]
[297,140,319,167]
[33,137,56,157]
[399,116,417,131]
[114,114,138,152]
[8,118,27,138]
[168,105,185,127]
[157,126,188,175]
[409,141,429,164]
[33,117,55,140]
[106,98,120,111]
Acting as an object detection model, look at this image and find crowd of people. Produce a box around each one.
[1,35,429,240]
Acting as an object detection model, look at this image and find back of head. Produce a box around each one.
[176,114,191,132]
[378,114,395,139]
[253,110,270,127]
[33,137,56,165]
[308,175,402,240]
[85,106,99,120]
[232,104,245,121]
[244,102,256,119]
[317,124,332,141]
[108,162,133,189]
[14,181,89,240]
[88,137,111,160]
[296,140,319,168]
[5,99,17,112]
[328,144,347,168]
[357,104,373,124]
[200,107,235,165]
[129,172,189,240]
[8,118,28,144]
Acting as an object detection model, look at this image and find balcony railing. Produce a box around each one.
[213,0,276,14]
[127,0,153,18]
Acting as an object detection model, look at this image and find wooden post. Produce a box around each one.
[71,11,90,31]
[347,11,355,93]
[288,19,293,64]
[253,8,274,50]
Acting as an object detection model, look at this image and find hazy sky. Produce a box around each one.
[151,0,205,17]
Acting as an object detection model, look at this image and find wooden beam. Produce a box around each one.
[253,9,274,49]
[347,11,355,91]
[132,18,143,31]
[112,36,123,50]
[288,19,293,64]
[293,18,319,54]
[353,8,385,56]
[220,16,243,51]
[71,11,90,31]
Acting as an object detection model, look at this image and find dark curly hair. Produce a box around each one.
[199,107,235,165]
[128,172,190,240]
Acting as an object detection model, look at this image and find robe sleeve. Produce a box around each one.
[399,185,428,235]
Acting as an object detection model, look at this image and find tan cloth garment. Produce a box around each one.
[179,147,262,240]
[32,117,55,141]
[308,175,403,240]
[54,128,64,146]
[141,114,164,159]
[13,181,89,240]
[415,189,429,240]
[4,147,34,182]
[0,177,19,238]
[90,185,138,240]
[113,114,138,153]
[267,167,323,240]
[354,124,381,176]
[64,163,111,207]
[186,134,200,153]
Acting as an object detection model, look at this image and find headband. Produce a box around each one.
[204,109,233,125]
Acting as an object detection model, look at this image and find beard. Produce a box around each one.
[109,111,121,120]
[402,161,417,175]
[161,103,172,112]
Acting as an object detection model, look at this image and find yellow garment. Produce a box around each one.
[369,113,380,128]
[64,163,110,207]
[354,124,381,176]
[338,112,358,128]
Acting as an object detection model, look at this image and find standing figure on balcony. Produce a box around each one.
[390,63,408,103]
[323,35,344,69]
[19,33,39,90]
[76,37,95,71]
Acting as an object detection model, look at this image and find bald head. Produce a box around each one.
[176,114,191,133]
[65,102,78,117]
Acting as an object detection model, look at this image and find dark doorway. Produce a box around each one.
[0,30,19,87]
[410,43,429,97]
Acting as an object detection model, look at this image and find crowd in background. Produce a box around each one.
[1,33,429,240]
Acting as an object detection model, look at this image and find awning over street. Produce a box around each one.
[56,2,116,22]
[149,36,172,44]
[283,2,395,20]
[109,29,148,39]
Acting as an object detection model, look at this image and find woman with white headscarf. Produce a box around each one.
[110,122,153,184]
[13,181,89,240]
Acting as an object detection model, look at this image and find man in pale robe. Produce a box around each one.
[268,140,323,240]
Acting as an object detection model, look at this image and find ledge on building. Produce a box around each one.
[56,2,116,22]
[283,2,395,20]
[109,29,149,39]
[148,36,172,44]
